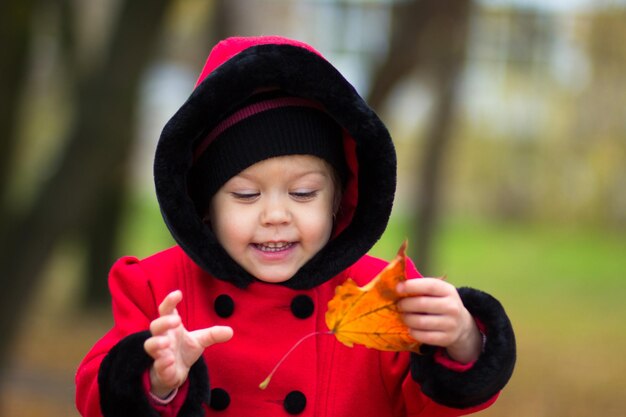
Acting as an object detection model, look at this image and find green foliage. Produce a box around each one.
[117,192,174,259]
[372,215,626,305]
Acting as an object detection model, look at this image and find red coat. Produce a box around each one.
[76,246,505,417]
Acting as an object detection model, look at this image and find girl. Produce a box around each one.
[76,36,515,417]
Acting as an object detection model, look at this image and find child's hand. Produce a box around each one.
[143,290,233,398]
[397,278,482,364]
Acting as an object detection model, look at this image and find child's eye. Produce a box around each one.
[290,190,318,201]
[231,192,260,201]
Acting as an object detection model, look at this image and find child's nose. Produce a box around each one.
[260,196,291,226]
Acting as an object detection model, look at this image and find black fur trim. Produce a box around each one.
[154,42,396,290]
[98,331,210,417]
[410,287,516,408]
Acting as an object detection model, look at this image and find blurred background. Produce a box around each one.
[1,0,625,416]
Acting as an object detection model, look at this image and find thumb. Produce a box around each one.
[192,325,233,348]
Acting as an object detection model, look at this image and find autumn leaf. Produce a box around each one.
[325,241,421,353]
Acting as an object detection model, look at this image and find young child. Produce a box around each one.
[76,36,515,417]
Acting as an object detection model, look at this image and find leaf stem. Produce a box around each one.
[259,330,333,390]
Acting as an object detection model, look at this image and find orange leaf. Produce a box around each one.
[325,241,421,353]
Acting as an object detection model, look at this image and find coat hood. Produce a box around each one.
[154,36,396,290]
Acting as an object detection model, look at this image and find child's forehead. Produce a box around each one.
[230,155,332,181]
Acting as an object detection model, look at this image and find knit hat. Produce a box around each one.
[189,91,347,213]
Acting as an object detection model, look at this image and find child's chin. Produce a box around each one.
[251,266,298,284]
[254,273,294,284]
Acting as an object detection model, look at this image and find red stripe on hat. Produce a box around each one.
[193,97,325,162]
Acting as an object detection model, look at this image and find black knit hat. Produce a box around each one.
[189,92,347,213]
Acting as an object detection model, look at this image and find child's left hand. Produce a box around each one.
[397,278,482,364]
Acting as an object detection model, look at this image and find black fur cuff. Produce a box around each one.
[98,331,210,417]
[410,287,516,408]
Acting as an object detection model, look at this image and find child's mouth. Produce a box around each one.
[253,242,295,253]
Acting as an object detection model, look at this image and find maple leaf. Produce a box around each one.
[325,241,421,353]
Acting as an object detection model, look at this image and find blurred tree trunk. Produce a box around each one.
[210,0,234,41]
[0,0,171,380]
[82,172,129,308]
[55,0,126,309]
[412,1,472,275]
[0,0,37,210]
[0,2,39,403]
[368,0,472,274]
[368,0,432,110]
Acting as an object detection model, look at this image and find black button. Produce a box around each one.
[284,390,306,414]
[209,388,230,411]
[214,294,234,318]
[290,295,314,319]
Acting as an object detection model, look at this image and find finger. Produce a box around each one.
[144,336,171,357]
[399,292,455,314]
[402,312,454,332]
[398,278,454,297]
[153,352,176,372]
[398,295,436,314]
[409,329,450,347]
[152,354,177,383]
[159,290,183,316]
[191,326,233,349]
[150,314,182,336]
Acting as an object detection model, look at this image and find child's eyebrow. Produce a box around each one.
[292,170,329,178]
[236,169,329,181]
[283,171,331,184]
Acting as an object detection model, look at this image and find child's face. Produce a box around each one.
[208,155,336,283]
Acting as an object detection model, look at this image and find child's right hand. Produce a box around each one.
[143,290,233,398]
